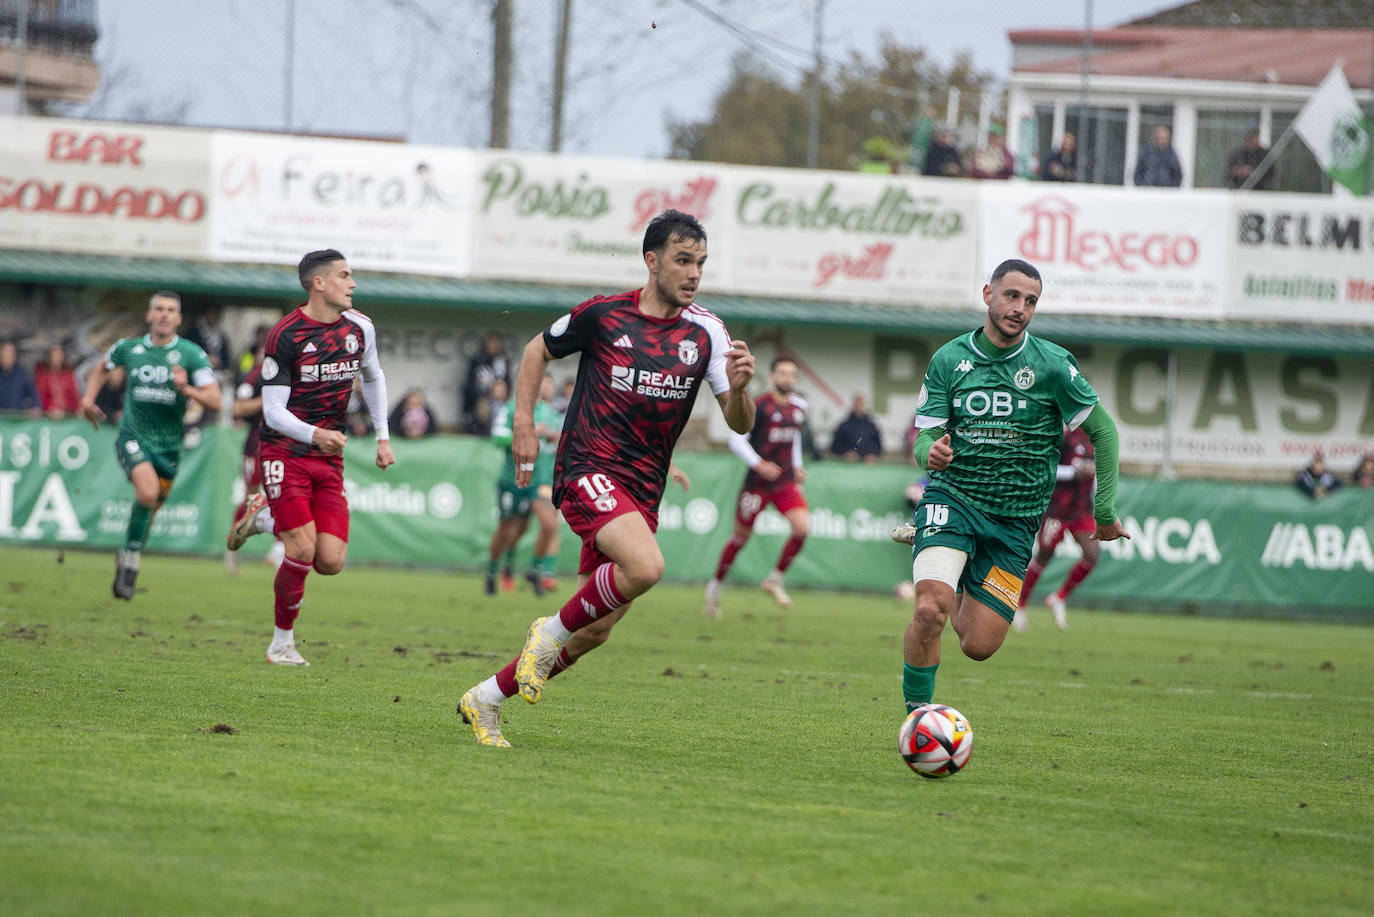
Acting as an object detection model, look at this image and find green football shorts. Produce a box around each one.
[497,481,535,520]
[115,434,180,484]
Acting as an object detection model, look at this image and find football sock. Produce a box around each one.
[486,557,499,577]
[476,675,507,705]
[1058,559,1096,600]
[534,554,553,577]
[253,503,276,535]
[714,534,747,581]
[125,502,153,552]
[491,647,576,700]
[273,555,311,629]
[540,555,557,578]
[272,626,294,647]
[501,551,514,576]
[903,662,939,713]
[549,647,576,678]
[557,562,627,632]
[1020,559,1044,608]
[543,615,574,643]
[776,534,806,574]
[494,659,519,698]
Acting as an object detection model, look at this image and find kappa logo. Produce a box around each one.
[956,359,974,373]
[610,365,634,392]
[302,342,318,354]
[678,338,699,365]
[613,335,633,349]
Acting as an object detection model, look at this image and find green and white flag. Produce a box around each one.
[1293,64,1371,196]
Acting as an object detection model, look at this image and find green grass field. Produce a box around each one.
[1,545,1371,916]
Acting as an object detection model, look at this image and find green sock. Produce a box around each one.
[486,558,499,577]
[125,502,153,553]
[502,550,514,576]
[902,662,939,714]
[534,554,551,577]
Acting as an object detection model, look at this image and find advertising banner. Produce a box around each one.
[1226,193,1374,325]
[470,150,730,289]
[979,184,1229,318]
[727,167,980,307]
[0,115,211,258]
[210,131,475,275]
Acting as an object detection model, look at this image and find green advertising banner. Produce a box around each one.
[2,418,1370,617]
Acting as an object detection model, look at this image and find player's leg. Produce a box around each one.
[903,546,967,713]
[762,487,809,608]
[706,489,760,617]
[1047,522,1100,630]
[1014,516,1063,632]
[227,456,272,553]
[950,508,1036,654]
[261,451,331,665]
[486,516,524,595]
[113,448,173,599]
[527,496,559,597]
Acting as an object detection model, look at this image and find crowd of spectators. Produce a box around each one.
[1295,450,1374,499]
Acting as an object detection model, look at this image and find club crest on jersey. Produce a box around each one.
[1014,366,1035,390]
[678,339,699,366]
[132,345,145,355]
[167,351,181,365]
[261,357,279,380]
[345,333,359,354]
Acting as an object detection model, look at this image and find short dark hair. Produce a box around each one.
[298,249,346,291]
[771,355,797,371]
[642,209,706,256]
[149,290,181,308]
[990,259,1041,287]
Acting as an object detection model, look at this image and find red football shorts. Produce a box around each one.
[734,481,808,527]
[558,473,658,575]
[1036,512,1096,553]
[259,445,350,541]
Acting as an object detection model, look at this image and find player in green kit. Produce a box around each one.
[891,259,1129,714]
[484,374,562,596]
[82,291,223,599]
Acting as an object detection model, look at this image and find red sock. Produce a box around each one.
[714,535,747,581]
[557,562,627,632]
[494,648,576,698]
[775,534,806,574]
[1020,560,1044,609]
[1057,559,1096,600]
[273,555,311,629]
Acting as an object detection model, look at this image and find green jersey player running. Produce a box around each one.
[82,291,223,600]
[893,259,1129,715]
[485,374,563,597]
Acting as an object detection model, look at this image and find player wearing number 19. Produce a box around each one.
[896,259,1129,716]
[81,291,222,600]
[457,209,757,747]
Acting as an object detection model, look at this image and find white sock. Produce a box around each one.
[272,627,293,647]
[542,614,573,643]
[254,504,276,534]
[123,550,142,571]
[475,676,505,706]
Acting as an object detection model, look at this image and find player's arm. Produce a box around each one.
[80,359,110,429]
[175,365,223,413]
[512,334,553,487]
[232,381,262,420]
[714,340,756,434]
[1077,403,1128,541]
[357,331,393,469]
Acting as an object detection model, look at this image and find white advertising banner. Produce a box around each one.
[471,151,730,289]
[0,116,211,258]
[727,167,980,307]
[210,132,474,276]
[979,184,1229,318]
[1226,193,1374,325]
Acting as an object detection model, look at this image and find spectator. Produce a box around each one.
[1351,454,1374,489]
[0,340,39,413]
[921,125,963,178]
[388,387,438,439]
[1133,125,1183,187]
[34,343,82,418]
[235,323,272,383]
[1226,130,1272,190]
[185,305,232,372]
[857,137,900,174]
[1041,131,1078,182]
[830,393,883,463]
[462,332,510,434]
[1295,452,1341,500]
[967,125,1014,180]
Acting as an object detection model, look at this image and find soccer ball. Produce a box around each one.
[894,580,916,602]
[898,704,973,778]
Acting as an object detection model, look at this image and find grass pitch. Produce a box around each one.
[1,545,1371,916]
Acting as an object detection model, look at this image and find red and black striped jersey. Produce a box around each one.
[1047,427,1094,521]
[236,363,265,459]
[545,290,732,513]
[741,391,807,490]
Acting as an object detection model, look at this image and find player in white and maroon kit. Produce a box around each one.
[225,250,394,666]
[1013,426,1098,633]
[458,210,756,747]
[703,355,810,617]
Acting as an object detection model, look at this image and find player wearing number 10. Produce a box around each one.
[457,209,757,747]
[898,259,1129,715]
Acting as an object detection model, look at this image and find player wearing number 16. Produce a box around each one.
[226,250,394,667]
[896,259,1129,717]
[457,209,757,747]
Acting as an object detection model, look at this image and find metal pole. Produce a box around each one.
[284,0,295,131]
[550,0,572,152]
[1238,123,1294,190]
[1161,349,1178,480]
[15,0,29,115]
[1075,0,1093,167]
[806,0,823,169]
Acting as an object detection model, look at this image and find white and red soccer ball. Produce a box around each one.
[899,703,973,778]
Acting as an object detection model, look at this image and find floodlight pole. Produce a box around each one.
[1075,0,1093,173]
[284,0,296,131]
[806,0,824,169]
[15,0,28,115]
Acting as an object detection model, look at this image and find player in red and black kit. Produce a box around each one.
[225,349,288,572]
[703,355,810,617]
[457,209,756,748]
[1014,426,1099,632]
[224,249,394,666]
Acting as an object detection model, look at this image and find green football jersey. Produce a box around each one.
[106,335,215,454]
[915,329,1099,518]
[491,401,561,487]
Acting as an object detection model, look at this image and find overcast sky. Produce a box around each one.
[83,0,1177,157]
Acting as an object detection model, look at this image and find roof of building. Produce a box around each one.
[1009,27,1374,89]
[2,249,1372,356]
[1128,0,1374,30]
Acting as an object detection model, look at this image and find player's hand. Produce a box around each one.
[670,464,691,492]
[1091,519,1130,542]
[375,439,395,470]
[725,339,755,390]
[756,460,782,482]
[171,365,189,394]
[796,467,807,483]
[1074,459,1096,480]
[926,433,953,471]
[81,401,105,430]
[512,419,538,488]
[314,428,347,454]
